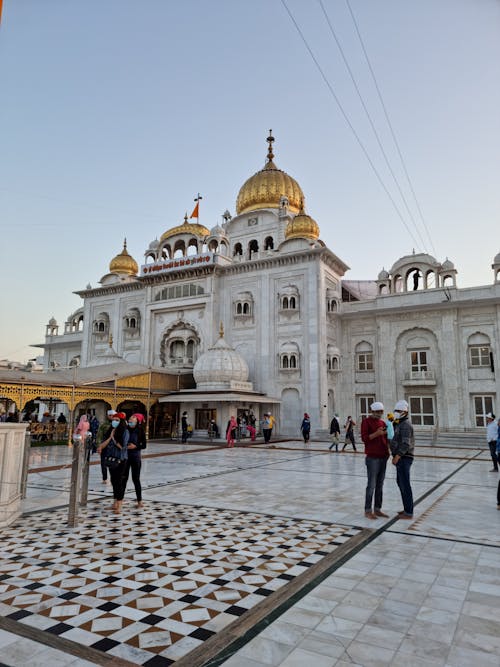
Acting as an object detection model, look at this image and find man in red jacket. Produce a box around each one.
[361,401,390,520]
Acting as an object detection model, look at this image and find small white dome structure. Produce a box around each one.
[193,325,251,391]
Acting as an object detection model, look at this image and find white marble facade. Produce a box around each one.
[36,135,500,435]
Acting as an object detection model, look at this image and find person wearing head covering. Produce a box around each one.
[74,414,90,442]
[361,402,389,520]
[329,413,341,451]
[391,400,415,519]
[97,412,129,514]
[124,413,147,508]
[181,411,189,443]
[262,413,275,446]
[342,416,357,451]
[300,413,311,444]
[96,410,117,484]
[226,415,237,447]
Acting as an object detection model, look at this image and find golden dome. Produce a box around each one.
[285,203,320,241]
[109,239,138,275]
[236,131,304,215]
[160,214,210,243]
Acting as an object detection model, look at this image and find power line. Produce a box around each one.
[280,0,422,249]
[345,0,437,256]
[319,0,429,253]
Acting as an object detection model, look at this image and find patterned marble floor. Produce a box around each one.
[0,499,360,666]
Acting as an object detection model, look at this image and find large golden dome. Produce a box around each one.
[160,214,210,243]
[285,202,320,241]
[236,131,304,215]
[109,239,138,275]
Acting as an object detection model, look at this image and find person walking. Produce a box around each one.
[96,410,116,484]
[328,413,341,451]
[97,412,129,514]
[226,415,237,447]
[74,415,90,443]
[124,413,147,508]
[342,416,357,451]
[89,415,99,451]
[486,412,498,472]
[361,401,389,520]
[391,400,415,519]
[300,413,311,443]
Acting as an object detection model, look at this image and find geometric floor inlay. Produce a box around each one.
[0,501,362,665]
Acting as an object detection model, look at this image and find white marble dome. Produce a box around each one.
[493,251,500,265]
[378,268,390,281]
[193,334,249,389]
[441,258,455,271]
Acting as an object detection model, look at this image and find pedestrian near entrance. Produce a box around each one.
[97,412,129,514]
[226,416,237,447]
[124,414,147,508]
[485,412,498,472]
[361,402,389,520]
[342,416,357,451]
[262,413,274,445]
[329,413,341,451]
[181,412,188,443]
[301,413,311,443]
[391,400,415,519]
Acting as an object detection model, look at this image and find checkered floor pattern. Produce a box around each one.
[0,501,361,665]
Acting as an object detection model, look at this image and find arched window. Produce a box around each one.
[93,312,109,335]
[279,286,300,312]
[355,341,374,371]
[290,355,297,369]
[468,332,492,368]
[264,236,274,250]
[280,343,300,370]
[282,356,289,369]
[160,321,200,369]
[237,303,243,314]
[233,243,243,257]
[289,296,296,309]
[243,303,249,314]
[282,296,289,309]
[248,239,259,259]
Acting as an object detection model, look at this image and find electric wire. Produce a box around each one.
[319,0,429,253]
[345,0,437,256]
[280,0,421,249]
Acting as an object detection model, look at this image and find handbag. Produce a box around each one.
[103,439,127,469]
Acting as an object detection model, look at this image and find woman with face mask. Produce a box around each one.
[124,413,147,508]
[97,412,129,514]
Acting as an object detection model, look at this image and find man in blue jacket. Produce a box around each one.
[391,400,415,519]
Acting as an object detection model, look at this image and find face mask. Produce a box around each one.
[128,421,136,428]
[111,420,120,428]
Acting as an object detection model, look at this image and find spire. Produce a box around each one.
[264,129,276,168]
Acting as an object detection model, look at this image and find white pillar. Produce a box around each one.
[0,424,28,528]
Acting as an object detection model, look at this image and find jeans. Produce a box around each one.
[488,441,498,470]
[365,457,388,511]
[396,456,413,515]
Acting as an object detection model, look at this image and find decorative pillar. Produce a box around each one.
[0,423,29,527]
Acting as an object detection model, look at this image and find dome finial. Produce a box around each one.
[123,237,127,249]
[219,321,224,338]
[184,213,188,224]
[266,129,275,163]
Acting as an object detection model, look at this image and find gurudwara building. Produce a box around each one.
[34,133,500,437]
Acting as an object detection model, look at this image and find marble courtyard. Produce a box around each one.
[0,437,499,666]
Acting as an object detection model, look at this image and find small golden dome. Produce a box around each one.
[160,214,210,243]
[236,131,304,215]
[285,202,320,241]
[109,239,138,275]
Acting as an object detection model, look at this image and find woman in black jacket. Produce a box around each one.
[124,413,147,508]
[97,412,129,514]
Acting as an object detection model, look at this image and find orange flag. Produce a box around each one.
[190,201,199,219]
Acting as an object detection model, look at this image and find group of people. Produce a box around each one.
[485,412,500,510]
[328,414,359,451]
[325,402,415,519]
[74,410,147,514]
[361,400,415,520]
[225,412,271,446]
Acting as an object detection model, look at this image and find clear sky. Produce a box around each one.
[1,0,499,363]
